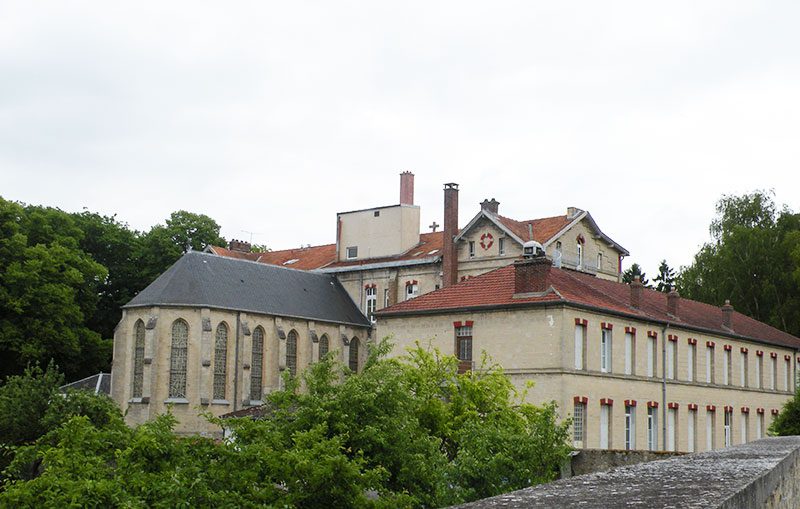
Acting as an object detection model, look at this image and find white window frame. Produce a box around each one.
[785,358,791,391]
[706,410,715,451]
[756,413,764,439]
[573,401,586,446]
[756,356,762,388]
[405,283,419,301]
[625,405,636,450]
[667,408,677,452]
[346,246,358,259]
[498,237,505,255]
[723,349,731,385]
[687,409,696,453]
[771,356,777,390]
[667,340,676,380]
[724,410,732,447]
[574,324,586,370]
[365,286,377,322]
[741,412,748,444]
[597,252,603,271]
[687,343,695,382]
[383,288,390,308]
[647,407,658,451]
[577,242,583,268]
[624,332,634,375]
[600,404,610,449]
[706,346,714,383]
[740,351,748,387]
[647,336,656,377]
[600,328,612,373]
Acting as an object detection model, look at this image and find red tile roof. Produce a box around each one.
[495,214,572,243]
[324,232,444,269]
[378,263,800,349]
[209,244,336,270]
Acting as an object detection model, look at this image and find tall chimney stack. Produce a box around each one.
[722,299,734,329]
[400,171,414,205]
[667,287,680,316]
[443,183,459,287]
[630,275,643,309]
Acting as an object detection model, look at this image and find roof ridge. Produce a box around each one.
[199,250,336,276]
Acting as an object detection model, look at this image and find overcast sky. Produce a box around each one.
[2,2,799,276]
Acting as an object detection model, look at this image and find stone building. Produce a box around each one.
[111,251,370,435]
[376,252,800,453]
[208,173,629,321]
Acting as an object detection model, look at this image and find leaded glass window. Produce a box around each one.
[169,319,188,399]
[250,327,264,401]
[349,337,360,372]
[213,323,228,400]
[319,334,329,360]
[132,320,145,398]
[286,330,298,376]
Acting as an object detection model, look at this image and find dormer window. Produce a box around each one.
[346,246,358,259]
[469,241,476,258]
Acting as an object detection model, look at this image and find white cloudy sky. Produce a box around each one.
[2,1,799,276]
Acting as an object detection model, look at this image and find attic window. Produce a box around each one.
[346,246,358,259]
[283,259,299,265]
[374,210,380,217]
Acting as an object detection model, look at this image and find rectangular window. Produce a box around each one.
[365,287,377,322]
[647,336,657,377]
[667,408,677,452]
[456,325,473,362]
[723,349,731,385]
[600,329,612,373]
[688,409,697,453]
[785,358,791,391]
[706,346,715,384]
[597,252,603,271]
[757,413,764,439]
[647,407,658,451]
[624,332,635,375]
[687,343,695,382]
[724,409,732,447]
[577,243,583,268]
[741,413,749,444]
[573,401,586,446]
[405,283,418,301]
[625,405,636,450]
[771,356,777,390]
[346,246,358,259]
[498,238,505,255]
[741,351,748,387]
[383,288,390,308]
[600,404,611,450]
[574,323,586,370]
[706,411,716,451]
[756,356,763,388]
[468,241,476,258]
[667,340,676,380]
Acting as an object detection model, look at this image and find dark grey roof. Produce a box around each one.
[60,373,111,396]
[125,251,370,328]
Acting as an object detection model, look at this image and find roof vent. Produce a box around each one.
[522,240,544,259]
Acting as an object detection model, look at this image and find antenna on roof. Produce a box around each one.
[241,230,262,243]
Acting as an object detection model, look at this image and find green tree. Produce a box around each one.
[622,263,650,286]
[769,390,800,436]
[678,191,800,335]
[653,259,676,293]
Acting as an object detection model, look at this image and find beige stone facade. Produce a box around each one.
[113,303,369,436]
[377,301,797,453]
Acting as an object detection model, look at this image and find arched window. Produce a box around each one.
[319,334,329,360]
[213,323,228,400]
[250,326,264,401]
[169,319,189,399]
[286,330,298,376]
[132,320,145,398]
[349,337,360,373]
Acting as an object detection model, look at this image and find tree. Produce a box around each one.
[1,340,572,507]
[678,191,800,336]
[653,259,676,293]
[622,263,650,286]
[769,390,800,436]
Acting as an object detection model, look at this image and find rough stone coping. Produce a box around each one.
[454,437,800,509]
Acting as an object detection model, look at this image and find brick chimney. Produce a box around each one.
[667,287,680,316]
[480,198,499,215]
[228,239,252,253]
[514,256,552,294]
[722,300,734,329]
[400,171,414,205]
[630,276,643,309]
[443,183,459,287]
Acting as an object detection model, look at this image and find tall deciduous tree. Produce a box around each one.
[678,191,800,336]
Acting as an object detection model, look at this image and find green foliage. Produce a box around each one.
[770,389,800,437]
[678,191,800,336]
[653,259,676,293]
[621,263,650,287]
[1,340,572,508]
[0,197,228,379]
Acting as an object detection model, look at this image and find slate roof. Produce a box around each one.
[125,251,370,327]
[378,263,800,349]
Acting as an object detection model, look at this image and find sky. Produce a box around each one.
[2,1,800,277]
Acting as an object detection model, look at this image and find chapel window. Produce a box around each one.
[213,322,228,401]
[287,330,298,376]
[250,326,264,401]
[319,334,329,360]
[349,337,360,373]
[132,320,145,398]
[169,319,189,399]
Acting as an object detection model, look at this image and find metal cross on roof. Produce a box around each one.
[429,221,440,232]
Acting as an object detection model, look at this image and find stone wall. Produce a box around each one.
[568,448,685,477]
[456,436,800,508]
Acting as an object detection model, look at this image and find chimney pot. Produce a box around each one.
[480,198,500,215]
[722,299,734,329]
[630,276,643,309]
[514,256,552,294]
[228,239,252,253]
[400,171,415,205]
[667,287,680,316]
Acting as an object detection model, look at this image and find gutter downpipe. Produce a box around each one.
[234,312,241,412]
[662,322,670,451]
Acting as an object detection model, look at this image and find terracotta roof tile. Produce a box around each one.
[496,215,572,243]
[210,244,336,270]
[379,263,800,349]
